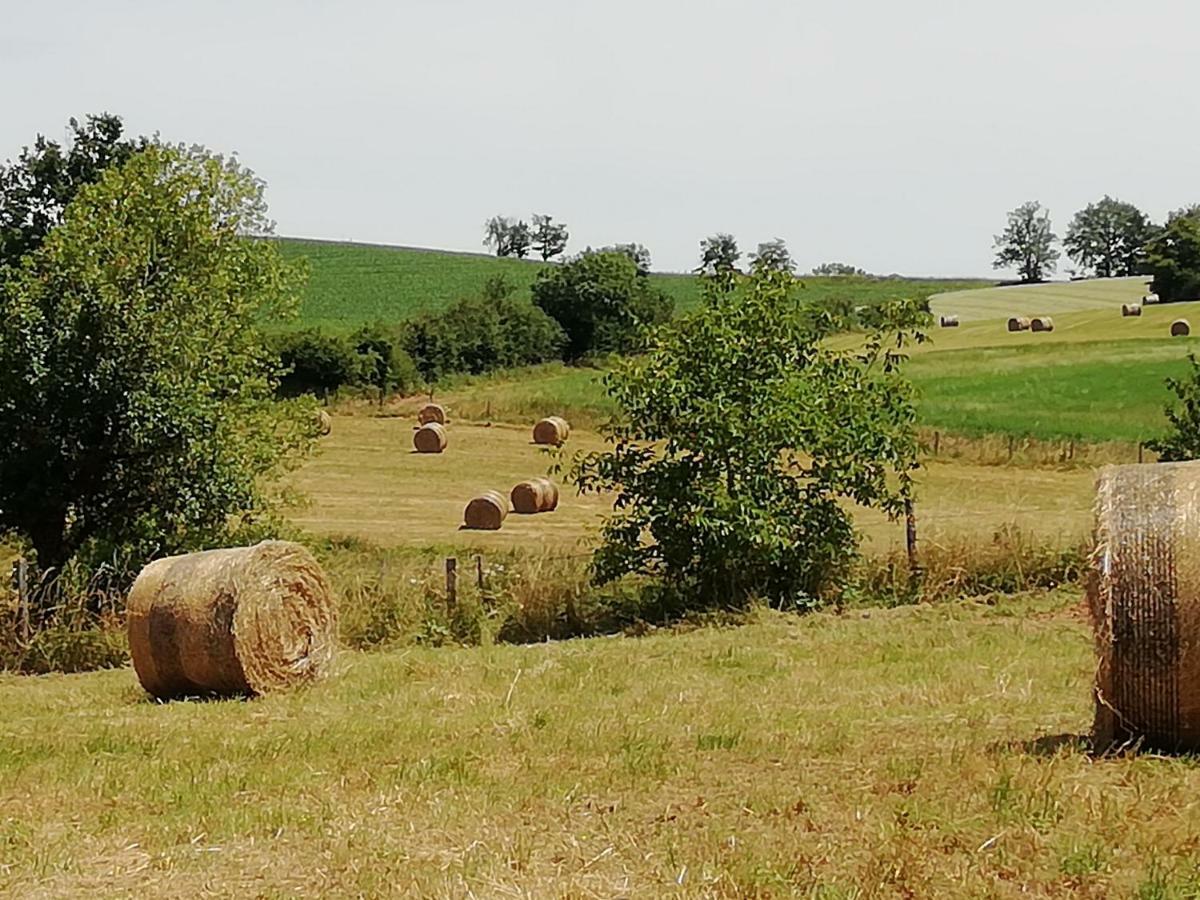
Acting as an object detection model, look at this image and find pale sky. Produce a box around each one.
[2,0,1196,276]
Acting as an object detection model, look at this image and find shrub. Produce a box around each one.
[273,329,365,397]
[351,323,421,397]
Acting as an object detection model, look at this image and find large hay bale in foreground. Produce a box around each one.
[413,422,447,453]
[316,409,332,436]
[126,541,336,699]
[510,477,560,514]
[1122,303,1143,317]
[1090,462,1200,753]
[418,403,446,425]
[533,416,571,446]
[464,490,509,530]
[1007,316,1031,332]
[939,315,959,328]
[1172,319,1191,337]
[1031,316,1055,332]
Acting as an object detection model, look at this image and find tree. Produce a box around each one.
[749,238,795,274]
[531,251,672,359]
[531,214,569,261]
[1064,196,1156,278]
[483,216,516,257]
[0,112,145,267]
[1145,207,1200,302]
[1147,354,1200,461]
[571,267,923,609]
[0,144,314,574]
[508,219,532,259]
[811,262,867,277]
[993,201,1060,283]
[600,243,652,275]
[696,233,740,276]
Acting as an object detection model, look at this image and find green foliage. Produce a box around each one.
[482,215,531,258]
[531,251,673,360]
[0,144,314,573]
[274,329,366,396]
[1145,209,1200,302]
[572,268,923,609]
[531,214,569,261]
[351,323,421,396]
[1146,353,1200,461]
[749,238,795,274]
[993,201,1060,283]
[812,261,868,276]
[696,232,740,275]
[1064,195,1157,278]
[598,242,652,275]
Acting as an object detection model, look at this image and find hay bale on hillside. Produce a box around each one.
[418,403,446,425]
[1172,319,1191,337]
[1145,292,1160,304]
[464,490,509,530]
[126,541,336,700]
[1122,303,1143,317]
[939,315,959,328]
[316,409,332,436]
[1090,462,1200,753]
[510,477,560,514]
[413,422,447,453]
[1031,316,1055,332]
[533,416,571,446]
[1007,317,1031,332]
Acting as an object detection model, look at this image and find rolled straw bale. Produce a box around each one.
[413,422,447,453]
[464,490,509,530]
[418,402,446,425]
[939,315,960,328]
[126,541,336,700]
[1007,316,1031,332]
[533,416,571,446]
[510,477,560,514]
[1089,462,1200,752]
[316,409,332,436]
[1030,316,1055,332]
[1122,303,1143,317]
[1145,292,1160,304]
[1172,319,1191,337]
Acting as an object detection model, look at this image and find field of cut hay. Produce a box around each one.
[928,276,1152,323]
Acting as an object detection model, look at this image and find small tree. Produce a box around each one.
[749,238,795,274]
[508,219,532,259]
[532,251,672,359]
[600,243,652,275]
[531,214,569,261]
[1147,354,1200,461]
[811,262,867,277]
[1145,207,1200,302]
[571,267,923,609]
[696,233,740,276]
[0,144,313,574]
[993,201,1060,283]
[1064,196,1156,278]
[483,216,515,257]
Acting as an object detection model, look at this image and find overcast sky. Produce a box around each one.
[2,0,1197,276]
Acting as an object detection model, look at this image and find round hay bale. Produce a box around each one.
[510,477,560,514]
[939,315,959,328]
[413,422,447,453]
[418,403,446,425]
[464,490,509,530]
[126,541,336,700]
[1030,316,1055,332]
[316,409,332,436]
[1090,462,1200,753]
[1122,303,1143,317]
[532,416,570,446]
[1145,292,1160,304]
[1007,316,1031,332]
[1172,319,1191,337]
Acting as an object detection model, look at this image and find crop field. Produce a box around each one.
[928,275,1152,322]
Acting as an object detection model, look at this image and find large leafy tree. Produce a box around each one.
[993,201,1060,283]
[1064,195,1156,277]
[696,233,740,276]
[531,214,569,261]
[571,267,924,609]
[749,238,795,274]
[1145,206,1200,302]
[0,144,314,573]
[599,242,652,276]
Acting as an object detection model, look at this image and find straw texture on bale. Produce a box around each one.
[1090,462,1200,753]
[1172,319,1191,337]
[1007,317,1031,332]
[939,315,959,328]
[1122,303,1143,317]
[464,490,509,530]
[418,403,446,425]
[1030,316,1055,332]
[413,422,447,453]
[533,416,571,446]
[510,477,560,514]
[316,409,332,436]
[126,541,336,699]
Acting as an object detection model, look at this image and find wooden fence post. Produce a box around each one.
[933,431,940,457]
[445,557,457,612]
[11,559,29,643]
[904,499,919,581]
[475,555,484,591]
[1138,443,1145,464]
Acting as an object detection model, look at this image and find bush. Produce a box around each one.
[1146,210,1200,302]
[273,330,365,397]
[351,323,421,397]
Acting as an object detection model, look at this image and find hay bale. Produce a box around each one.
[1030,316,1055,332]
[1172,319,1191,337]
[1145,292,1160,304]
[939,315,959,328]
[1090,462,1200,753]
[418,403,446,425]
[1007,317,1031,332]
[1122,303,1143,317]
[510,477,560,514]
[533,416,571,446]
[413,422,447,453]
[464,490,509,530]
[126,541,336,700]
[316,409,332,436]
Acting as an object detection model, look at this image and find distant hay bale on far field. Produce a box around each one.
[1030,316,1055,332]
[1172,319,1191,337]
[939,315,959,328]
[1090,462,1200,753]
[1122,303,1143,317]
[464,490,509,530]
[126,541,337,700]
[511,477,560,514]
[413,422,447,453]
[533,416,571,446]
[316,409,332,436]
[418,403,446,425]
[1007,317,1031,332]
[1145,292,1160,304]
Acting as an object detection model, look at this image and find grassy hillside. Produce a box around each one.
[929,275,1152,322]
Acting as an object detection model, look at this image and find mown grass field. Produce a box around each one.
[7,591,1200,897]
[928,276,1151,323]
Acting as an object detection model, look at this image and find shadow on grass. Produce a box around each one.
[991,732,1091,757]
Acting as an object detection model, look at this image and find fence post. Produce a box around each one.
[1007,435,1014,462]
[1139,443,1145,464]
[445,557,457,612]
[475,554,484,591]
[933,431,940,457]
[11,559,29,643]
[904,499,919,581]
